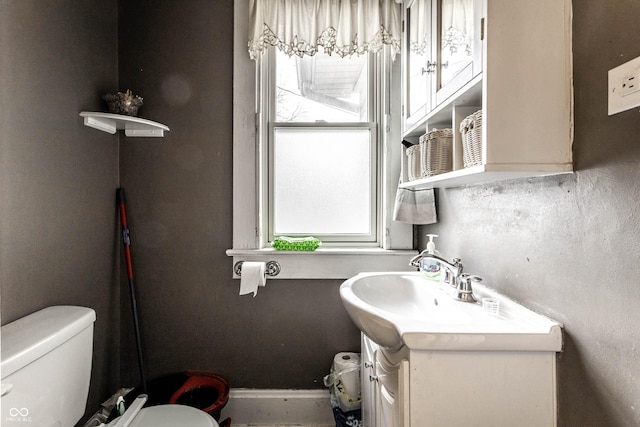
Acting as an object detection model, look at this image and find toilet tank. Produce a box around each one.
[1,306,96,426]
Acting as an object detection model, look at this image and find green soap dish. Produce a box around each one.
[272,236,320,251]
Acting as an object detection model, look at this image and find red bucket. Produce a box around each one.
[169,371,230,419]
[133,371,230,421]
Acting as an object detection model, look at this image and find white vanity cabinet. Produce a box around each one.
[401,0,573,189]
[362,333,559,427]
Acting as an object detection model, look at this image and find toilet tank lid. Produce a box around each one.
[1,306,96,379]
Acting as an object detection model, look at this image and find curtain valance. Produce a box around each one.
[248,0,402,60]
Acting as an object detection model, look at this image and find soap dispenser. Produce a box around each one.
[420,234,441,282]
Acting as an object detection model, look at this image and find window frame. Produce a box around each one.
[263,47,381,245]
[228,0,415,280]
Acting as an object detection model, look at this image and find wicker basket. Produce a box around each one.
[419,128,453,177]
[406,144,422,181]
[460,110,483,167]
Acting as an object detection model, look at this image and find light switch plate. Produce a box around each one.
[608,55,640,115]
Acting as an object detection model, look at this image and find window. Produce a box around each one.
[264,49,378,245]
[228,0,414,279]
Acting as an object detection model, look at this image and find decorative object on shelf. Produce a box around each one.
[103,90,144,116]
[272,236,320,251]
[420,128,453,177]
[406,144,422,181]
[460,110,482,168]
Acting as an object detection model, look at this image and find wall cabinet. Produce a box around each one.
[401,0,573,189]
[404,0,482,131]
[361,334,558,426]
[403,0,431,129]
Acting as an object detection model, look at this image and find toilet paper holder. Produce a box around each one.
[234,261,281,277]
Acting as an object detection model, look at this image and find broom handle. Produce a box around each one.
[117,188,148,395]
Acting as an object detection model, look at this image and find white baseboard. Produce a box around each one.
[220,389,335,426]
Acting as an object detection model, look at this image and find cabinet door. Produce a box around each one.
[435,0,483,105]
[374,350,402,427]
[377,383,399,427]
[361,334,378,427]
[403,0,432,131]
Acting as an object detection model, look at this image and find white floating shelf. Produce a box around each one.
[79,112,169,137]
[399,164,573,190]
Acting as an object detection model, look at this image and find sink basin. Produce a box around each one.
[339,272,562,352]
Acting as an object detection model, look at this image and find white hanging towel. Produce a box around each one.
[393,185,437,224]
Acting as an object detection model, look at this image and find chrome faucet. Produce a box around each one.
[409,251,479,303]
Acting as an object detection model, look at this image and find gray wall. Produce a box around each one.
[0,0,120,417]
[419,2,640,426]
[3,0,640,426]
[116,0,360,389]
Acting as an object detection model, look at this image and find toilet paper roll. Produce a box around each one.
[332,352,361,412]
[239,261,267,297]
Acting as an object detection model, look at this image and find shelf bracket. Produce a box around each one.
[83,115,117,134]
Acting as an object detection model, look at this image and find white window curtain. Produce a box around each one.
[409,0,429,55]
[441,0,474,55]
[248,0,402,60]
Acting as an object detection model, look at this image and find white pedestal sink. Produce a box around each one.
[340,272,563,427]
[340,271,562,352]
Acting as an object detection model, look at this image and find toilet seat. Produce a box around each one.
[108,404,219,427]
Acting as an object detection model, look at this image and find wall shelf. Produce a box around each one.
[400,164,573,190]
[79,112,169,137]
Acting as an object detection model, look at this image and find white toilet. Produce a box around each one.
[0,306,219,427]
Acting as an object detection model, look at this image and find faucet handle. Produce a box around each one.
[455,274,481,303]
[459,274,482,288]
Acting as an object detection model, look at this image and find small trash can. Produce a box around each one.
[324,352,362,427]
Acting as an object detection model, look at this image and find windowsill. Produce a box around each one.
[226,247,418,279]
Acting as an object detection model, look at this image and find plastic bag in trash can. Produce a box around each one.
[324,352,362,426]
[324,352,361,412]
